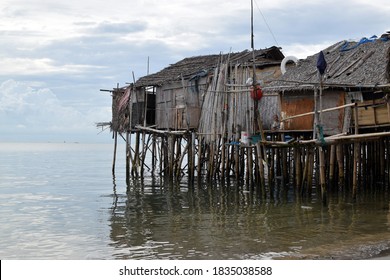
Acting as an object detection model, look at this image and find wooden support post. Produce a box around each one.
[140,133,146,176]
[353,142,360,199]
[275,145,281,186]
[380,139,385,179]
[221,135,226,181]
[159,136,164,176]
[214,135,222,180]
[336,144,344,188]
[208,142,214,181]
[188,132,195,183]
[174,136,181,179]
[329,145,336,186]
[282,144,288,186]
[256,142,266,195]
[307,147,314,195]
[319,146,327,203]
[222,140,230,180]
[235,131,240,180]
[176,137,189,180]
[387,138,390,187]
[301,147,309,193]
[126,131,130,183]
[197,136,203,180]
[132,131,140,177]
[112,131,117,174]
[168,134,175,180]
[295,147,302,188]
[152,133,156,175]
[140,133,152,177]
[163,135,168,178]
[248,147,254,186]
[352,104,359,199]
[361,141,367,186]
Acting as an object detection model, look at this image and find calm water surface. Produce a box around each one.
[0,142,389,259]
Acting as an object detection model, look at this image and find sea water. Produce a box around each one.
[0,142,389,259]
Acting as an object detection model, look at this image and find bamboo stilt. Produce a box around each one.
[112,131,117,174]
[352,103,359,198]
[329,145,336,185]
[336,144,345,188]
[353,142,360,199]
[256,142,266,194]
[295,147,302,188]
[126,131,130,183]
[189,132,195,183]
[197,137,203,179]
[319,146,327,203]
[235,131,240,180]
[132,131,140,177]
[380,140,385,179]
[301,147,309,192]
[307,148,314,195]
[152,133,156,174]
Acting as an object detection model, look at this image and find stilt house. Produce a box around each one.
[110,47,285,138]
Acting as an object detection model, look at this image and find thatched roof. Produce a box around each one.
[134,46,284,87]
[265,34,390,92]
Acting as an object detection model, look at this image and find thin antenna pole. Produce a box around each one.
[251,0,254,49]
[147,56,150,75]
[251,0,256,83]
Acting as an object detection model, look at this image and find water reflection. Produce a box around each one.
[108,177,390,259]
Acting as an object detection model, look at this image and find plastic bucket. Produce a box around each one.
[241,131,250,144]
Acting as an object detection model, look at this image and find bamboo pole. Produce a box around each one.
[197,136,203,180]
[235,130,240,180]
[295,147,302,188]
[329,145,336,185]
[189,132,195,183]
[159,136,164,176]
[140,133,148,176]
[112,131,117,174]
[319,146,327,203]
[256,142,266,194]
[152,133,156,175]
[336,144,344,188]
[126,84,132,183]
[387,97,390,122]
[352,104,359,198]
[352,142,360,198]
[176,138,189,180]
[300,147,309,192]
[307,147,314,195]
[299,131,390,145]
[134,125,187,135]
[380,139,385,179]
[168,134,175,180]
[131,131,140,177]
[281,136,288,185]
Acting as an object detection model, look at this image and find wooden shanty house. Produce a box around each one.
[109,85,155,134]
[265,33,390,136]
[131,46,284,133]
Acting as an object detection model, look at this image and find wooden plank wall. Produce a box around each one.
[156,79,206,130]
[281,92,314,130]
[280,90,345,135]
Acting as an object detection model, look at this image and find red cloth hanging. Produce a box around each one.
[250,85,263,100]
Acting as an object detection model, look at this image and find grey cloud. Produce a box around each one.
[92,21,148,35]
[265,2,390,46]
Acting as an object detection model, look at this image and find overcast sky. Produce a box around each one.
[0,0,389,143]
